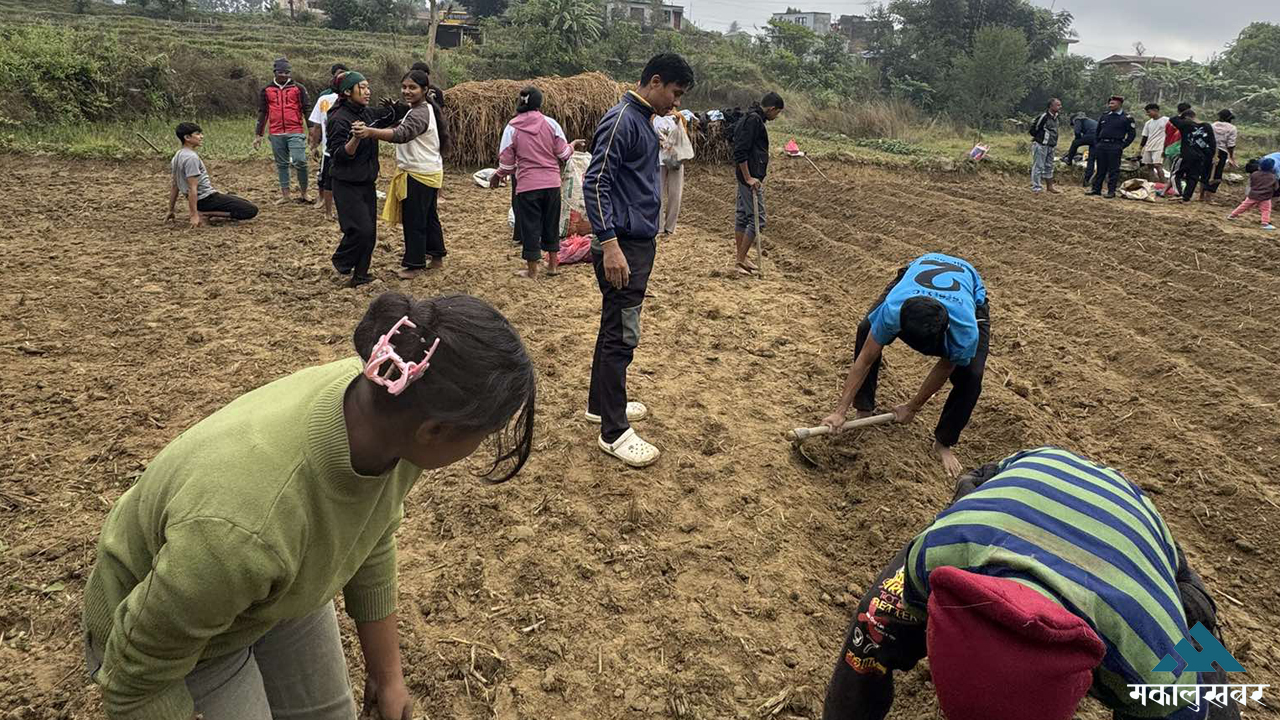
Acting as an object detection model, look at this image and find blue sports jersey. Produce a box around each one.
[868,253,987,365]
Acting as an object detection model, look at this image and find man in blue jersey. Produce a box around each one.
[822,447,1241,720]
[821,253,989,478]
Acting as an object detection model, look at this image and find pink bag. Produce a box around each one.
[550,234,592,265]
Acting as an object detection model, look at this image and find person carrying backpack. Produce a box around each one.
[1169,108,1217,203]
[1029,98,1062,193]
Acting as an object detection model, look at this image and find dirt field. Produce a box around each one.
[3,153,1279,720]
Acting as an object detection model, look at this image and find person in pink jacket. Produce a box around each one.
[490,87,585,279]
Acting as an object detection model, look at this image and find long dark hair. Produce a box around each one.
[402,69,449,151]
[353,292,536,483]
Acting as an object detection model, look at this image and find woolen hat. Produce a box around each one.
[925,567,1106,720]
[273,57,292,73]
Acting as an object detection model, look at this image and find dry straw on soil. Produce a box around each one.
[444,71,627,167]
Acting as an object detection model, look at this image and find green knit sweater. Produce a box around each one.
[83,358,423,720]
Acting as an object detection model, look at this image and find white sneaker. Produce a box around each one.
[1264,224,1276,231]
[598,428,660,468]
[584,402,648,424]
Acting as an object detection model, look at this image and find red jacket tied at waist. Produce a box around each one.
[257,81,310,136]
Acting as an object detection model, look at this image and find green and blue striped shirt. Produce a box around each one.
[904,447,1201,718]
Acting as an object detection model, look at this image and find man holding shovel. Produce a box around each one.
[733,92,784,275]
[820,253,989,478]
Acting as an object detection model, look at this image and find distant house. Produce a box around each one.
[413,7,482,48]
[835,13,874,52]
[608,0,685,30]
[771,9,832,35]
[1098,54,1181,76]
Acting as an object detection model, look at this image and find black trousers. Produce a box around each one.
[588,237,656,443]
[1176,155,1211,201]
[1091,144,1124,193]
[515,188,561,262]
[852,272,990,448]
[1065,138,1098,185]
[197,192,258,220]
[331,179,378,279]
[1205,149,1230,193]
[402,176,445,269]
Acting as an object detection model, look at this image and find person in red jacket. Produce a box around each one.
[255,58,312,205]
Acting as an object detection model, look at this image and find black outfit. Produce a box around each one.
[852,268,990,448]
[821,467,1240,720]
[515,187,561,262]
[197,192,258,220]
[1090,110,1137,196]
[588,236,656,442]
[1169,116,1217,202]
[1206,149,1231,193]
[326,100,395,285]
[317,154,333,192]
[732,106,770,185]
[1064,116,1098,186]
[402,176,444,269]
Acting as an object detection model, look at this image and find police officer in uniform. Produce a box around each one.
[1087,95,1137,198]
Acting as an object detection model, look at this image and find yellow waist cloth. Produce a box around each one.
[382,170,444,225]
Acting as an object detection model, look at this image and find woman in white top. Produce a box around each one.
[1203,108,1238,203]
[653,110,694,235]
[355,69,449,279]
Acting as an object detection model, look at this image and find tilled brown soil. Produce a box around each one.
[2,154,1278,720]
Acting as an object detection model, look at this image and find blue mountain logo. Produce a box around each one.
[1153,623,1245,673]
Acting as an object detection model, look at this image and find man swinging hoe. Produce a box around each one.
[820,253,989,478]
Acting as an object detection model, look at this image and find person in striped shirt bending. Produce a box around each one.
[822,447,1241,720]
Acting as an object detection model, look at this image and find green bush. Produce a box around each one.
[0,24,184,123]
[856,137,926,155]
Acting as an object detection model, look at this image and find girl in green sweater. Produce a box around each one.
[83,292,536,720]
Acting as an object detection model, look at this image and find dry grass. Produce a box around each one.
[786,96,964,144]
[444,71,627,167]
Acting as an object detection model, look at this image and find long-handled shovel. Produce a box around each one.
[784,412,897,466]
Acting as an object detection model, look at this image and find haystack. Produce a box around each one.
[444,72,627,167]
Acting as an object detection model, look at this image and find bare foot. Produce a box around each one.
[855,410,875,419]
[934,441,963,478]
[514,269,536,279]
[426,258,445,270]
[395,268,425,280]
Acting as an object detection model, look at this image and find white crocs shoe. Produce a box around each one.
[598,428,660,468]
[584,402,648,424]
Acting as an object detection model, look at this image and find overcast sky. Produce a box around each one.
[685,0,1276,62]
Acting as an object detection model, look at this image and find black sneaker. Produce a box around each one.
[348,274,375,288]
[1105,192,1116,199]
[1085,190,1102,196]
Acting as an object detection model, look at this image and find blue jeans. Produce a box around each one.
[269,134,308,193]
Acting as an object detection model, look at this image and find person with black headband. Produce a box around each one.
[327,71,405,288]
[820,253,989,478]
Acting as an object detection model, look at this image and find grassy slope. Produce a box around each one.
[2,0,1273,169]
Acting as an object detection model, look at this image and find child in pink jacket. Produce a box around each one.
[490,87,584,278]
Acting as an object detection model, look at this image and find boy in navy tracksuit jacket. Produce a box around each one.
[583,53,695,469]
